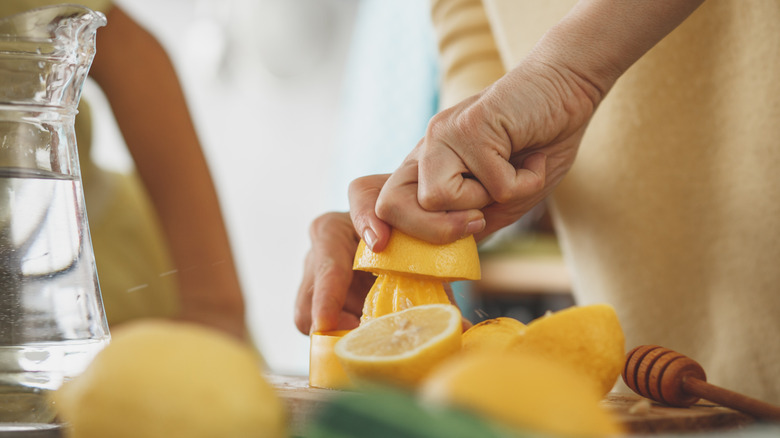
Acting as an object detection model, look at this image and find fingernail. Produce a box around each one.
[464,218,485,236]
[363,228,378,250]
[311,317,325,335]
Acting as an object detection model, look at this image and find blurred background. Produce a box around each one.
[87,0,430,375]
[89,0,570,375]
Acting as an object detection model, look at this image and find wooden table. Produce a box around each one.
[268,375,756,436]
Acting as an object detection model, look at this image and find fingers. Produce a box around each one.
[417,145,493,211]
[419,140,547,210]
[294,251,316,334]
[348,174,392,252]
[375,159,487,244]
[308,255,355,333]
[294,212,367,334]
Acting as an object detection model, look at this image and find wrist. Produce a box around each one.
[526,0,704,104]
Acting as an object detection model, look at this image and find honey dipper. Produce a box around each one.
[622,345,780,421]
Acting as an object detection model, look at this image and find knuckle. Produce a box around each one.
[453,103,489,141]
[347,176,367,195]
[308,213,332,238]
[491,185,516,204]
[374,195,396,223]
[418,184,452,211]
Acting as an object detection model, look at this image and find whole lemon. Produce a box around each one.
[52,319,286,438]
[421,352,623,437]
[512,304,625,396]
[461,317,525,354]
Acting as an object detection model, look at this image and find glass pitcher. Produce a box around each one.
[0,4,109,426]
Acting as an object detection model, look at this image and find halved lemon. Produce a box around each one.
[334,304,463,388]
[353,230,480,323]
[353,230,481,280]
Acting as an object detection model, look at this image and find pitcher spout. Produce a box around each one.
[0,4,107,110]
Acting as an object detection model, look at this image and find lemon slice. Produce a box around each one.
[334,304,463,388]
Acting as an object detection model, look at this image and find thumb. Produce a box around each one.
[348,174,392,252]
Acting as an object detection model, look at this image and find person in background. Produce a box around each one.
[2,1,247,340]
[297,0,780,405]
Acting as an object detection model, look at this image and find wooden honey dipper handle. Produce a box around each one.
[623,345,780,422]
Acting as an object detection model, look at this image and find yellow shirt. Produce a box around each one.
[432,0,780,403]
[0,1,180,326]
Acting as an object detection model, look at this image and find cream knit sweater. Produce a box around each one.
[432,0,780,403]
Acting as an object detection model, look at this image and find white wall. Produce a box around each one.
[91,0,361,375]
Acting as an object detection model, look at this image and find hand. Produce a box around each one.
[295,175,472,335]
[294,212,374,334]
[295,174,396,334]
[374,59,596,244]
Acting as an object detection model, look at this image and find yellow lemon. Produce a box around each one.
[352,230,480,324]
[334,304,462,388]
[513,304,625,396]
[421,352,623,437]
[309,330,352,390]
[52,319,286,438]
[462,317,525,354]
[360,274,451,323]
[353,229,481,280]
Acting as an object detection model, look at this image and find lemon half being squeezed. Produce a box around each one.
[353,230,480,323]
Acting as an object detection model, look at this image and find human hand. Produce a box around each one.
[366,0,706,246]
[294,212,374,334]
[294,174,400,334]
[374,59,598,244]
[295,175,472,335]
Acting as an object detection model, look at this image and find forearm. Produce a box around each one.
[90,7,246,338]
[527,0,705,103]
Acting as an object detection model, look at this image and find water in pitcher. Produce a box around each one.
[0,167,109,423]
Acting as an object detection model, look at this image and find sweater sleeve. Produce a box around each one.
[430,0,506,109]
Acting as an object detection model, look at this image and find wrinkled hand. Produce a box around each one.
[295,175,473,335]
[373,59,599,244]
[294,212,374,334]
[294,176,391,334]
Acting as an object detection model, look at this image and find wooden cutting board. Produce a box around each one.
[267,375,755,435]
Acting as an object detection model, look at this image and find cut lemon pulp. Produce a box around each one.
[334,304,462,388]
[360,275,449,324]
[353,230,480,324]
